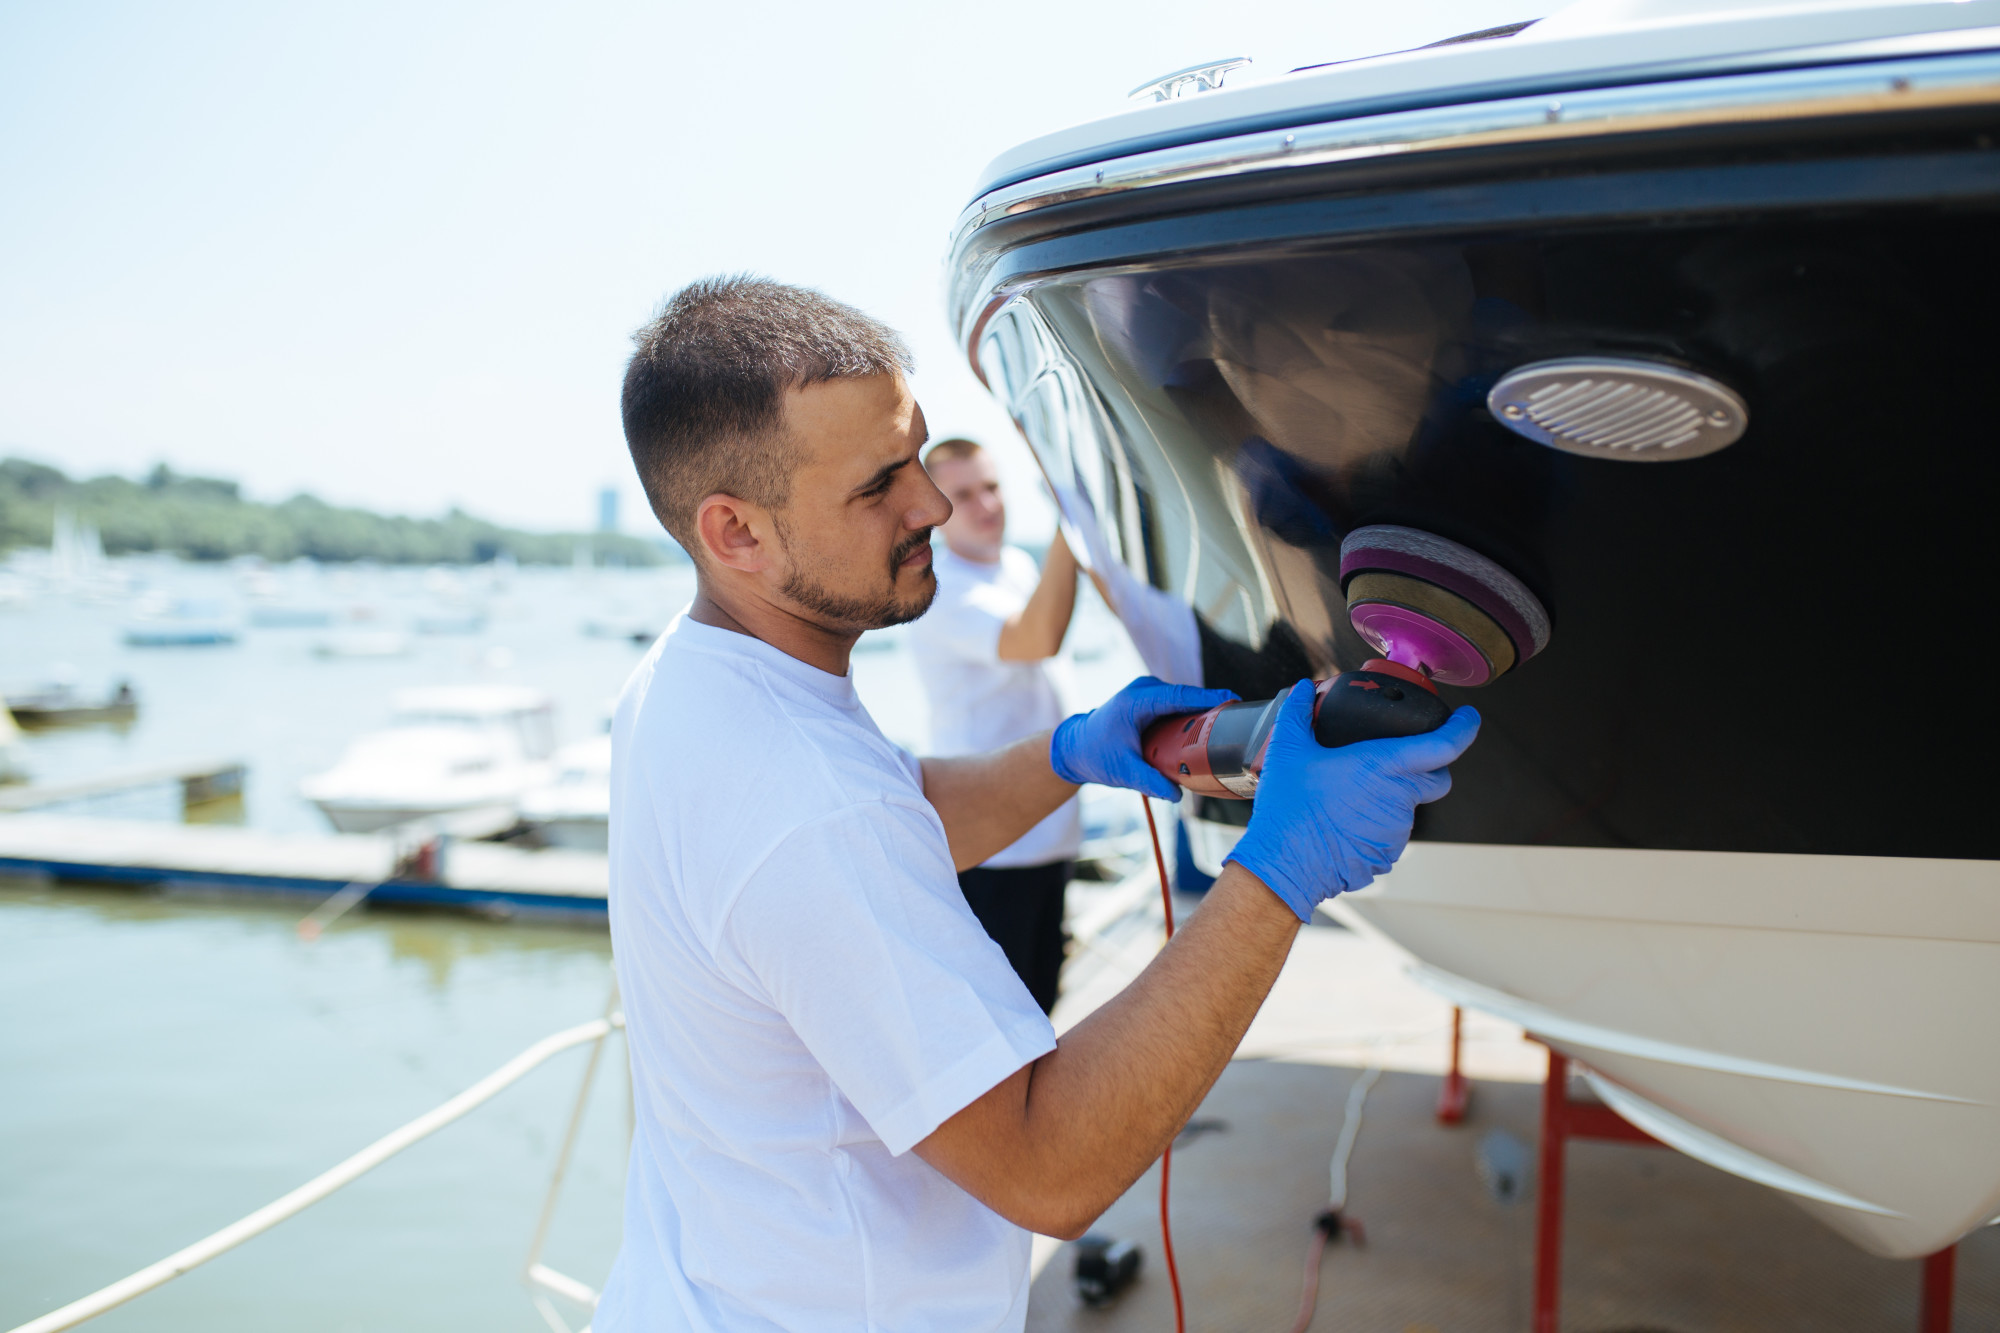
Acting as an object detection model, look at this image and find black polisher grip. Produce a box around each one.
[1312,670,1454,749]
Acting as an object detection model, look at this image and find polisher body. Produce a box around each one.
[1141,660,1451,799]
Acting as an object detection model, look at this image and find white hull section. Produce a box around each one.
[310,800,519,837]
[517,735,610,853]
[1328,842,2000,1259]
[525,815,608,853]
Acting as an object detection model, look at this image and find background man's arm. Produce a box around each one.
[994,530,1078,662]
[920,734,1071,871]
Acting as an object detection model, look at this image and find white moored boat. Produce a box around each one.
[517,734,611,852]
[301,685,557,834]
[948,0,2000,1261]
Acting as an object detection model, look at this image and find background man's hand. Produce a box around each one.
[1227,680,1480,921]
[1049,675,1236,800]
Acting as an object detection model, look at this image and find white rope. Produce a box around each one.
[8,1014,624,1333]
[296,879,380,939]
[1328,1065,1381,1212]
[521,983,623,1333]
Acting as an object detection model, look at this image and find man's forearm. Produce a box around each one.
[914,863,1301,1237]
[996,531,1078,662]
[921,733,1076,871]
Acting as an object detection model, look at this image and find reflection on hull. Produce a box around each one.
[954,43,2000,1256]
[977,213,2000,860]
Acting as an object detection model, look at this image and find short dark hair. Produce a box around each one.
[621,276,913,551]
[923,437,984,467]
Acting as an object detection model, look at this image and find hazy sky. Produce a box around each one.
[1,0,1528,538]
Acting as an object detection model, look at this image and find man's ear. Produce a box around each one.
[693,493,771,573]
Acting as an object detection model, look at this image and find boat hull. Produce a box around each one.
[952,44,2000,1258]
[1326,843,2000,1258]
[524,815,609,853]
[309,800,519,837]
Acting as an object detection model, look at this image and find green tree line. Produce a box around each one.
[0,458,680,566]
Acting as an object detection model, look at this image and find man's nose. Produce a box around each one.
[913,476,953,529]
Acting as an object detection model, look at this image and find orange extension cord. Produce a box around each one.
[1139,798,1188,1333]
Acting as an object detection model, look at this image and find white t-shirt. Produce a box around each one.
[908,545,1082,869]
[598,614,1058,1333]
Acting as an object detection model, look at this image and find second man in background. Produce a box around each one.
[911,438,1080,1013]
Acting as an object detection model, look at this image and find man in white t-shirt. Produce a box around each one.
[909,437,1079,1013]
[598,275,1479,1333]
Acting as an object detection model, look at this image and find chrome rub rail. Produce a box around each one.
[951,43,2000,275]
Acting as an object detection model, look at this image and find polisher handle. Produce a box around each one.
[1311,666,1454,749]
[1139,663,1453,800]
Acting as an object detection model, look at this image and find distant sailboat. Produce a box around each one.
[48,508,119,599]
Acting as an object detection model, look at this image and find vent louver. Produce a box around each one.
[1487,358,1747,461]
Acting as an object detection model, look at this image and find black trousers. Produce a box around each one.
[956,861,1071,1015]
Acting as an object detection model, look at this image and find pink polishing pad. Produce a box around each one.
[1348,603,1493,687]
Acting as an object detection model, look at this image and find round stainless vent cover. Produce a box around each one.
[1487,358,1747,461]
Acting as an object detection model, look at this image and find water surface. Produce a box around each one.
[2,882,626,1332]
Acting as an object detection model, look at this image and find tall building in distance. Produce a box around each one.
[596,486,619,535]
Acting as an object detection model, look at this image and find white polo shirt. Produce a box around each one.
[908,545,1082,869]
[597,613,1056,1333]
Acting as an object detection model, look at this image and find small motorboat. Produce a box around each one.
[122,621,237,648]
[4,681,138,730]
[413,610,488,636]
[311,631,412,660]
[122,597,238,647]
[248,604,334,628]
[949,0,2000,1262]
[301,685,557,834]
[517,734,611,851]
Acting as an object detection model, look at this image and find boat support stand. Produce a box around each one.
[1500,1033,1963,1332]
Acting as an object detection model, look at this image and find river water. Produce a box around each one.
[0,553,1142,1331]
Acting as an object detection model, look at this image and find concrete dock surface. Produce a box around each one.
[1032,895,1999,1331]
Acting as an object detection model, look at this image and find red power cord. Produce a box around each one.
[1139,797,1187,1333]
[1137,796,1351,1333]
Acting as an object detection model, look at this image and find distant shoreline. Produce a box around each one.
[1,458,682,567]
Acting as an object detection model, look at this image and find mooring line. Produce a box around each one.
[9,1013,624,1333]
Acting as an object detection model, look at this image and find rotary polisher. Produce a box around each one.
[1140,526,1550,798]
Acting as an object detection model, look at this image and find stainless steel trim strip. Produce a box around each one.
[951,45,2000,255]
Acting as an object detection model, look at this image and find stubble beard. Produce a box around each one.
[777,523,938,632]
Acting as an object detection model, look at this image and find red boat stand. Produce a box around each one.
[1436,1006,1470,1125]
[1523,1040,1959,1332]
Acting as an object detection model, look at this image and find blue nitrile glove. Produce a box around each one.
[1227,679,1481,921]
[1051,675,1238,801]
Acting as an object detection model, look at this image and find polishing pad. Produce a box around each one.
[1344,572,1516,683]
[1339,527,1550,686]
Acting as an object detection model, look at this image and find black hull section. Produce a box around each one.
[965,119,2000,861]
